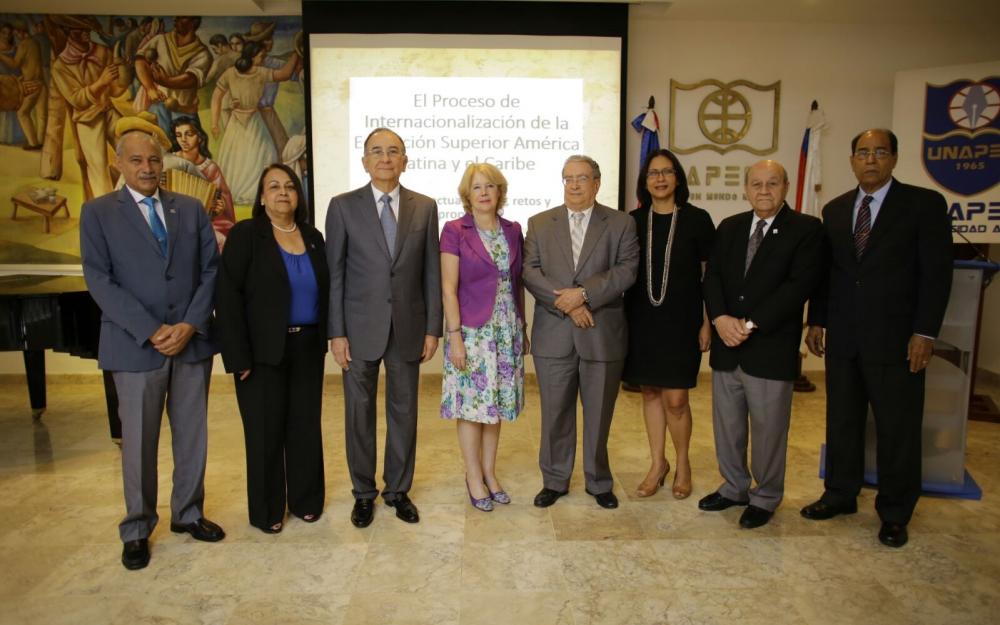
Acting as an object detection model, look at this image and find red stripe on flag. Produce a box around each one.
[794,129,810,213]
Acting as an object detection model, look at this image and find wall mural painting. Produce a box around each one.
[0,14,306,267]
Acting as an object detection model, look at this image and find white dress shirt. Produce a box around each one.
[371,183,401,221]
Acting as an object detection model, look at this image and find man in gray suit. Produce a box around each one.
[523,155,639,509]
[80,131,224,571]
[326,128,442,527]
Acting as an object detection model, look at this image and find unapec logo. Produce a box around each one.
[922,77,1000,196]
[669,79,780,155]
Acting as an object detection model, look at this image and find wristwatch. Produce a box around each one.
[580,287,590,304]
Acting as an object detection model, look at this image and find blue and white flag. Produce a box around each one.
[632,104,661,170]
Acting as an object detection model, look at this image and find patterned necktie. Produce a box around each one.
[141,196,168,256]
[854,194,874,258]
[379,194,396,254]
[744,218,767,275]
[570,212,585,268]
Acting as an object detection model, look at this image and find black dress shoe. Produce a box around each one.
[170,517,225,542]
[739,505,773,529]
[697,491,749,511]
[122,538,150,570]
[533,487,568,508]
[800,499,858,520]
[386,493,420,523]
[878,522,908,548]
[351,498,374,528]
[586,489,619,509]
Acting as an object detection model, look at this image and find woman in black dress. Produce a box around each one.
[624,149,715,499]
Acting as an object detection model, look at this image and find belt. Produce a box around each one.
[287,325,317,334]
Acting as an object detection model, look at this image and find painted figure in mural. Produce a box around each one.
[0,20,45,150]
[0,22,27,146]
[38,16,66,180]
[206,33,236,130]
[243,21,294,158]
[207,33,238,82]
[171,115,236,246]
[97,17,134,53]
[134,16,211,133]
[282,133,308,206]
[31,20,51,84]
[211,40,300,205]
[48,14,126,200]
[120,17,153,71]
[229,33,244,54]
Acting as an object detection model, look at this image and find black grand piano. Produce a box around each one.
[0,274,120,439]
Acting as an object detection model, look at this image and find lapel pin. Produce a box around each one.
[772,228,778,234]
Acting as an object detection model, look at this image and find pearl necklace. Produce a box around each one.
[646,205,678,307]
[271,221,298,233]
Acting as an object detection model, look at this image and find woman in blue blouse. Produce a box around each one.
[216,164,329,533]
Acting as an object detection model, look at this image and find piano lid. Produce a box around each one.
[0,275,89,296]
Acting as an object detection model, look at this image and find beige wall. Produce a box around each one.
[3,12,999,377]
[625,14,1000,372]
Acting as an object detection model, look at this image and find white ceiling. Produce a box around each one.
[1,0,997,25]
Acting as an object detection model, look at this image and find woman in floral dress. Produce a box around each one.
[440,162,527,512]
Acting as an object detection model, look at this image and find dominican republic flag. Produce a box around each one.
[632,99,661,170]
[795,102,826,217]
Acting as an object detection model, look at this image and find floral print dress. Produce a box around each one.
[441,227,525,424]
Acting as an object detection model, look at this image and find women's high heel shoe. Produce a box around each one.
[466,477,494,512]
[672,472,692,500]
[635,462,670,498]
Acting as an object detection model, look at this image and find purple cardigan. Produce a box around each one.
[440,214,524,328]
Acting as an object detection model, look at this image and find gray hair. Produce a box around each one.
[115,131,164,157]
[563,154,601,179]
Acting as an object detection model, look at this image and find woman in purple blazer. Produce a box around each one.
[440,162,527,512]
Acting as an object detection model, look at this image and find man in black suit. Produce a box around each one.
[801,129,953,548]
[699,160,824,529]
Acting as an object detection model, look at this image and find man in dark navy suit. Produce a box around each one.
[801,129,953,548]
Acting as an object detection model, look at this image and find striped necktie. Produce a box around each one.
[570,212,585,268]
[854,195,874,258]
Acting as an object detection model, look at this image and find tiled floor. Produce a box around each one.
[1,373,999,624]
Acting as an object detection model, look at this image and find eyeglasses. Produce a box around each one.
[853,148,892,161]
[646,168,675,179]
[366,147,404,159]
[562,175,595,185]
